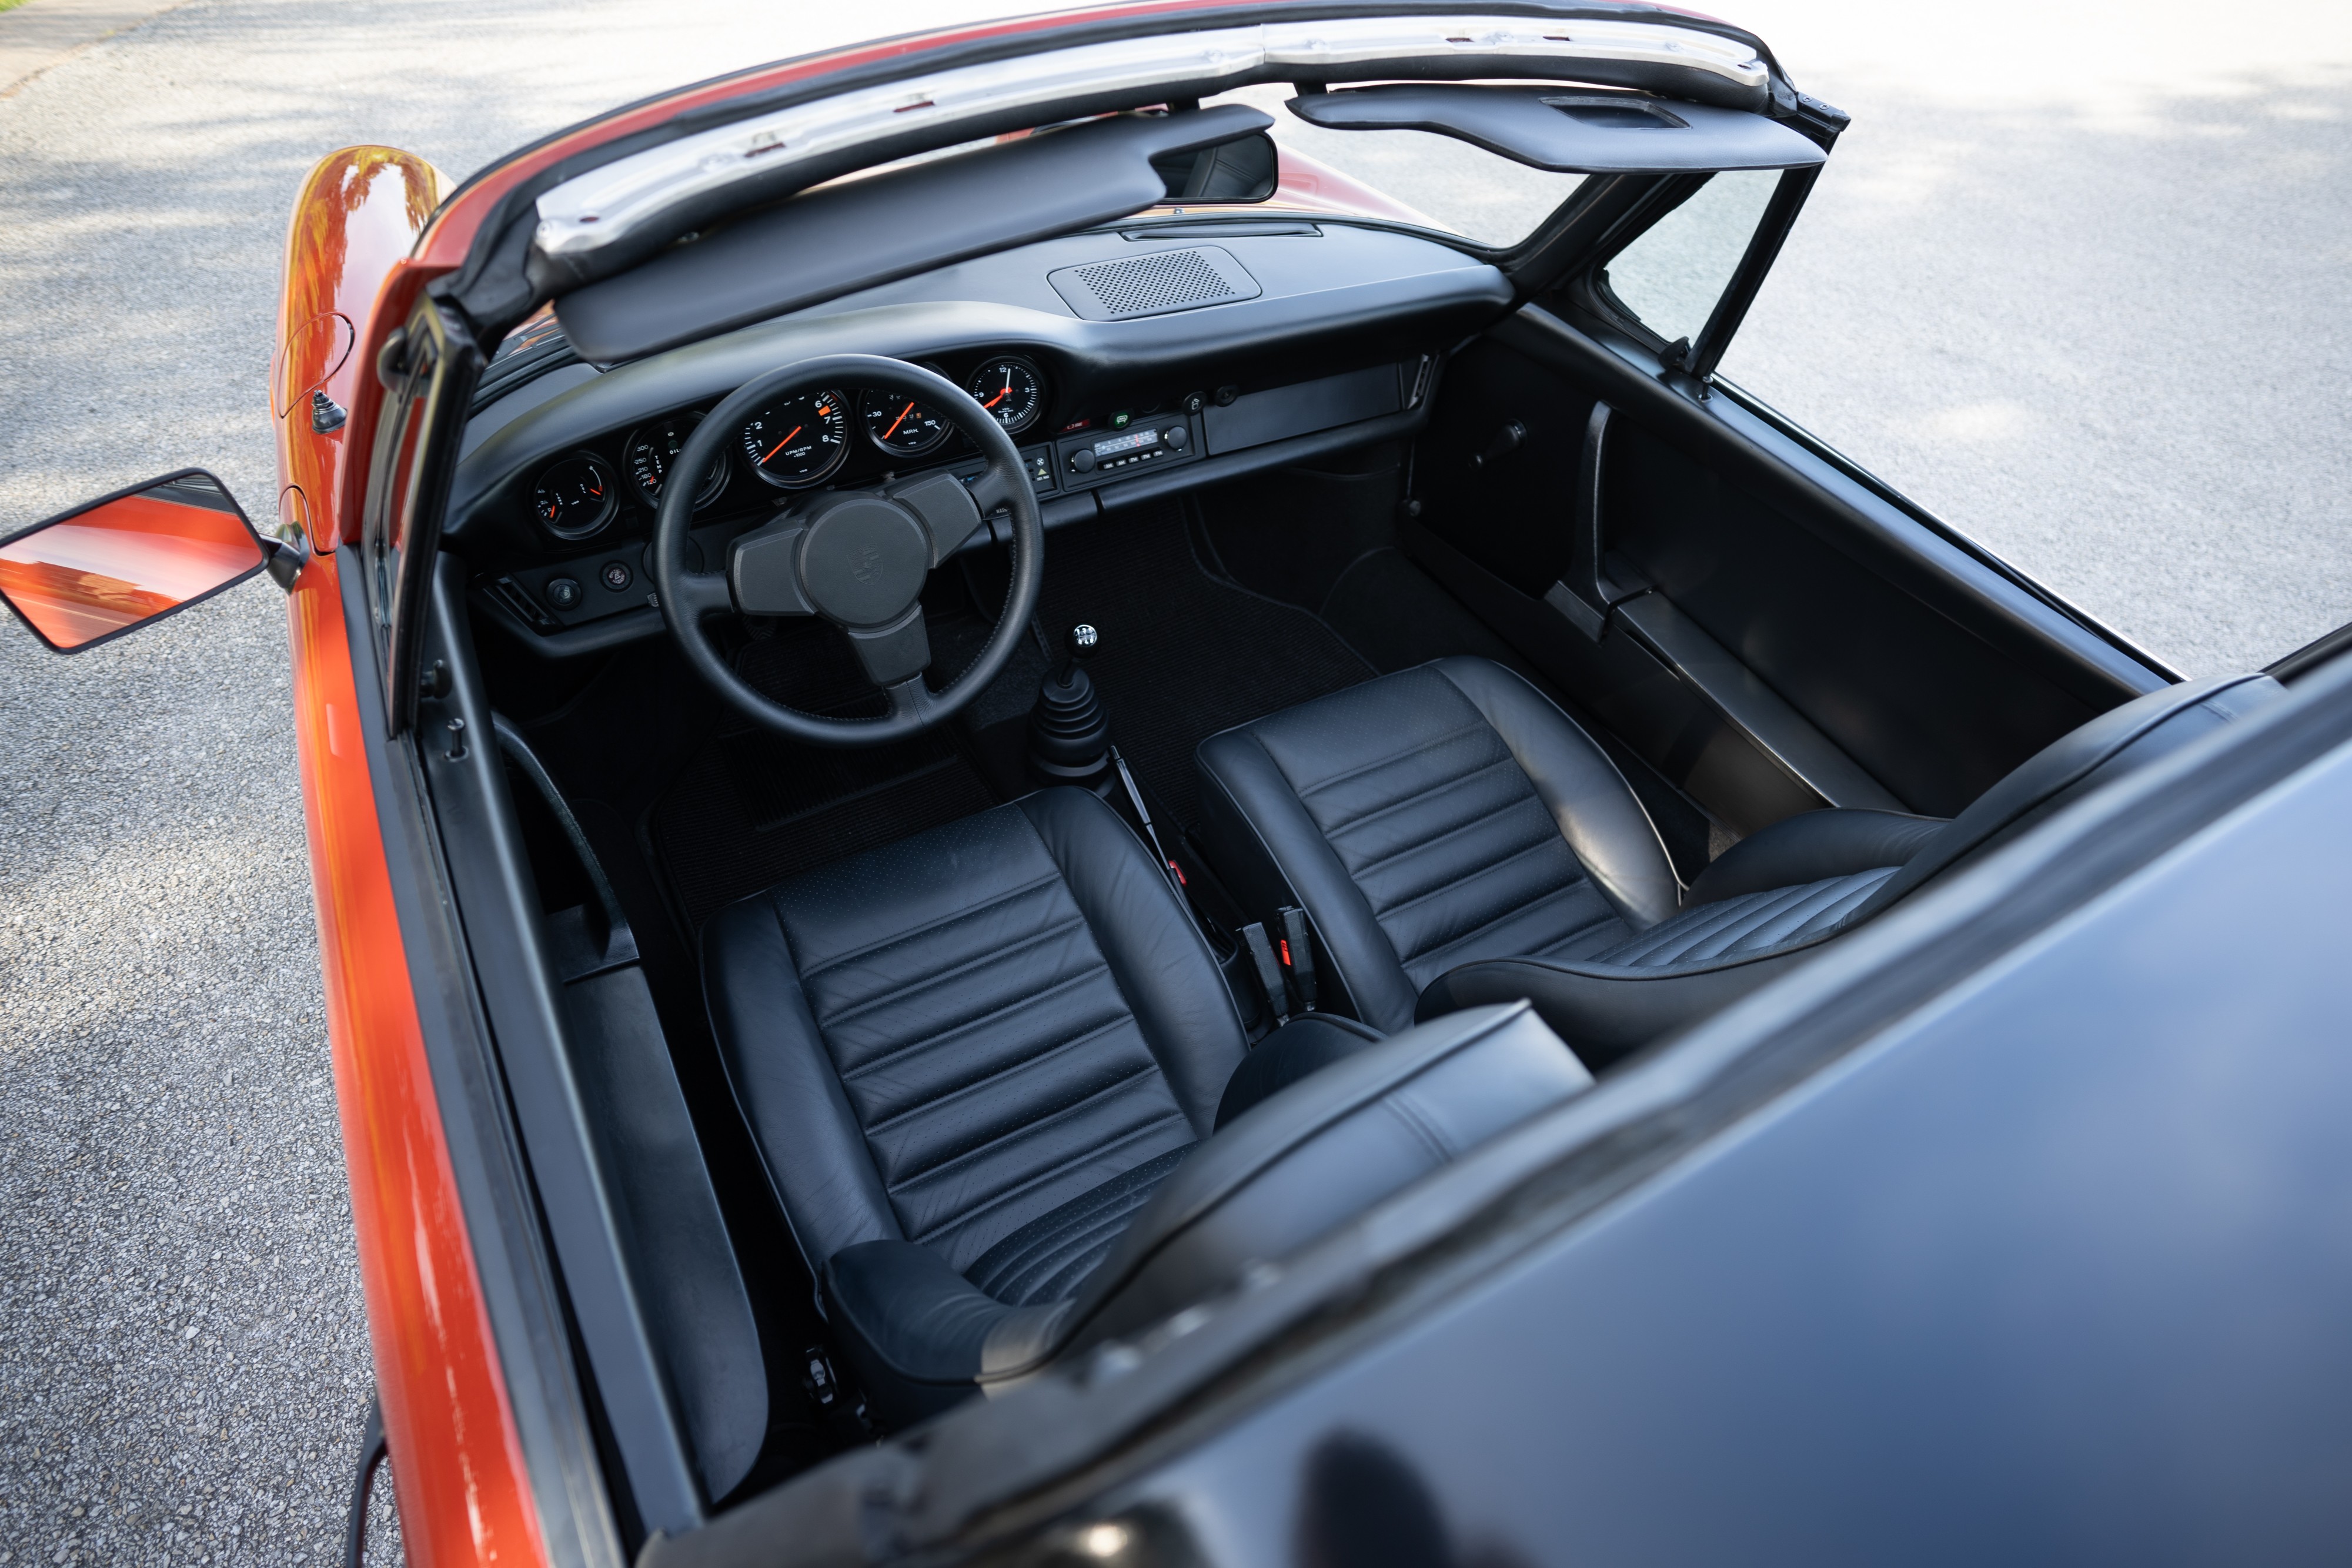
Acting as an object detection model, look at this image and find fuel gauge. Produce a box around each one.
[532,452,619,540]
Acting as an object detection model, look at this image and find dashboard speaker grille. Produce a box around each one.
[1048,245,1263,321]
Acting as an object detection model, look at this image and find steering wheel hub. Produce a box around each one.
[799,493,932,625]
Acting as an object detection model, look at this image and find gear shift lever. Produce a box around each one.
[1030,621,1111,785]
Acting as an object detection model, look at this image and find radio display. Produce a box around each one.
[1093,427,1160,457]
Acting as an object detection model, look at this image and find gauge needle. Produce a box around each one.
[981,386,1008,409]
[760,426,804,464]
[884,402,914,440]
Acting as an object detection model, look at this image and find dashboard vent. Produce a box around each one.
[1048,245,1262,322]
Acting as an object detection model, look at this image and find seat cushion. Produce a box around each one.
[1415,867,1899,1064]
[824,1002,1592,1427]
[1057,1001,1595,1356]
[1196,657,1681,1030]
[816,1011,1391,1427]
[701,787,1248,1282]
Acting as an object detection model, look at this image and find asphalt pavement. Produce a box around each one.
[1,1,2346,1563]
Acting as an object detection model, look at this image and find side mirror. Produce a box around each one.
[1152,131,1279,203]
[0,470,270,653]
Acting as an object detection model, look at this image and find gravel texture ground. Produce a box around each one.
[0,1,2345,1564]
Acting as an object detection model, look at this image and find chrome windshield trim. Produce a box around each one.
[532,15,1765,262]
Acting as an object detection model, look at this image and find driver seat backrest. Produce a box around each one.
[1196,657,2285,1064]
[700,790,1250,1398]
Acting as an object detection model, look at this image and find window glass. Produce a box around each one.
[1600,169,1779,344]
[1205,86,1595,247]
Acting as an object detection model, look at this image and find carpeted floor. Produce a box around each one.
[1034,501,1375,831]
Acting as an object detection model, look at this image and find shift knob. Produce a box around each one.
[1059,622,1099,681]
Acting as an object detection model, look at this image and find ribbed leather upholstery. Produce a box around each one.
[1197,660,1679,1029]
[964,1145,1191,1307]
[817,1004,1595,1427]
[702,787,1247,1286]
[1593,868,1896,968]
[709,788,1403,1427]
[1200,659,2289,1066]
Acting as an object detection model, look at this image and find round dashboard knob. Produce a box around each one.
[1164,425,1190,452]
[1069,448,1097,473]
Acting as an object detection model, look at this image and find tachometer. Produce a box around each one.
[966,356,1044,435]
[532,452,619,540]
[861,389,952,458]
[626,413,727,511]
[740,390,850,489]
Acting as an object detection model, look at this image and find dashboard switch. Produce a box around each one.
[600,561,633,593]
[545,576,583,610]
[1164,424,1190,452]
[1069,448,1097,473]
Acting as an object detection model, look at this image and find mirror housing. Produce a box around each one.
[0,470,273,653]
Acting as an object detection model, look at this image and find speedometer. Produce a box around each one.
[626,413,727,511]
[740,390,850,489]
[966,356,1044,435]
[861,389,952,458]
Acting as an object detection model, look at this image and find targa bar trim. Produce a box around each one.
[532,16,1766,264]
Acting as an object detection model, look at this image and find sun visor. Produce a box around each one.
[554,104,1274,364]
[1287,85,1823,175]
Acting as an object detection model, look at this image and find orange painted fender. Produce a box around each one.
[275,148,548,1568]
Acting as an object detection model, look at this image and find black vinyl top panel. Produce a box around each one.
[554,105,1273,363]
[1289,84,1825,173]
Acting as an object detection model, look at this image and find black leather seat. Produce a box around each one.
[704,787,1592,1427]
[1197,656,2283,1063]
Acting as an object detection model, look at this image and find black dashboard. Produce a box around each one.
[450,219,1512,655]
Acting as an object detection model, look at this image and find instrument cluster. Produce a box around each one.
[526,353,1050,545]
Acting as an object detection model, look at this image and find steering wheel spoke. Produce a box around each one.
[668,569,736,620]
[967,464,1025,518]
[881,676,937,724]
[847,606,931,688]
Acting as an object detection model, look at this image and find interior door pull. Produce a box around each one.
[1549,400,1645,640]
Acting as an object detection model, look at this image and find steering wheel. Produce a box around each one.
[651,354,1043,748]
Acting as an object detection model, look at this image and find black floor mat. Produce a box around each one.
[649,615,998,930]
[1037,501,1375,830]
[652,738,996,930]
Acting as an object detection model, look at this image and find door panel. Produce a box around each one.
[1602,418,2099,816]
[1412,308,2168,832]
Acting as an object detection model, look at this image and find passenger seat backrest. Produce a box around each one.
[1857,673,2284,918]
[1053,1002,1593,1356]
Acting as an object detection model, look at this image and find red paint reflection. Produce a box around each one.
[0,489,263,649]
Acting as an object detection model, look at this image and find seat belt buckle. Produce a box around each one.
[1239,921,1290,1028]
[1277,905,1318,1014]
